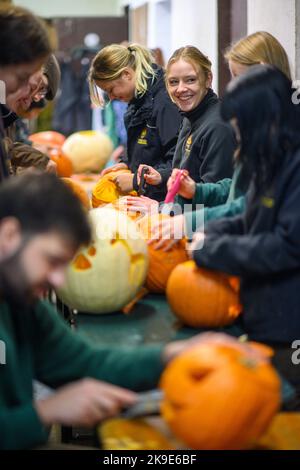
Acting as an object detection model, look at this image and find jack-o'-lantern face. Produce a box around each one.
[56,208,148,313]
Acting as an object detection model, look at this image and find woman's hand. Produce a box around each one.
[100,162,128,177]
[113,172,134,192]
[137,164,162,186]
[187,230,205,258]
[148,214,185,251]
[167,169,196,199]
[124,195,159,214]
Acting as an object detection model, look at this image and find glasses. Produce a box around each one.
[32,88,48,102]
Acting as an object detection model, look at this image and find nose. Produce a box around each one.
[48,268,66,289]
[175,81,187,95]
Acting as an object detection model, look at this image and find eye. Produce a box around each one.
[186,78,196,83]
[168,79,178,86]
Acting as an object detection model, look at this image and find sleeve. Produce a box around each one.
[184,196,246,239]
[0,404,49,450]
[32,302,164,392]
[193,169,300,276]
[11,142,49,170]
[177,178,232,211]
[199,123,235,183]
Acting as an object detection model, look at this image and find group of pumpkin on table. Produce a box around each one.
[29,131,292,450]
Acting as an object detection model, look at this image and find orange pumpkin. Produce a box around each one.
[29,131,66,149]
[139,214,188,293]
[49,149,73,177]
[61,178,91,210]
[166,260,242,327]
[92,169,137,208]
[160,337,281,449]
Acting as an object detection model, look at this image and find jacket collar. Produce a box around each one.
[0,104,18,129]
[181,88,219,123]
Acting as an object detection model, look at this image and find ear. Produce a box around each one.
[206,72,213,89]
[122,67,135,81]
[0,217,22,260]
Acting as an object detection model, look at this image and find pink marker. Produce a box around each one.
[164,169,185,203]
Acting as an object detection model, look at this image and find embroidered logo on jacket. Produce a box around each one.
[137,128,148,145]
[260,196,275,208]
[185,135,192,155]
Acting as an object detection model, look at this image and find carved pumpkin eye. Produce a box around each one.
[88,246,97,257]
[73,254,92,270]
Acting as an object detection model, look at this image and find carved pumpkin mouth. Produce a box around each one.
[73,245,97,270]
[111,232,146,285]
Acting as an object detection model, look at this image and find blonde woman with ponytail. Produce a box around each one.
[89,43,182,201]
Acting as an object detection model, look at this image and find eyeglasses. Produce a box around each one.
[32,88,48,101]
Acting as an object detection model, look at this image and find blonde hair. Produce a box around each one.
[89,43,156,107]
[166,46,212,93]
[225,31,292,80]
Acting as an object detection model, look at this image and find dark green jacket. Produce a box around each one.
[176,165,246,237]
[0,300,164,449]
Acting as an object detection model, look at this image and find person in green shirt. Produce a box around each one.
[0,172,207,450]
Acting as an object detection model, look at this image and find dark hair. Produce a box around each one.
[0,173,91,248]
[221,64,300,191]
[0,5,51,66]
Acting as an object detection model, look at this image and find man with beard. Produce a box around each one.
[0,173,202,449]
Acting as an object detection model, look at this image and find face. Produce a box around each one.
[0,56,46,97]
[228,60,251,79]
[96,68,136,103]
[6,70,46,115]
[167,59,212,112]
[0,223,76,307]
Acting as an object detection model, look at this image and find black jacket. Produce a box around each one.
[173,89,235,183]
[122,66,182,201]
[193,147,300,344]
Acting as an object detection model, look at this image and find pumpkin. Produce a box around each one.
[160,336,281,449]
[138,214,188,293]
[48,148,73,177]
[56,207,148,314]
[62,130,113,173]
[166,260,242,327]
[29,131,66,149]
[61,178,91,210]
[92,169,137,208]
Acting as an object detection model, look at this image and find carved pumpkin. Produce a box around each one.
[62,130,113,173]
[56,207,148,314]
[166,260,242,327]
[138,214,188,293]
[160,337,281,449]
[49,149,73,177]
[29,131,66,149]
[61,178,91,210]
[92,169,137,208]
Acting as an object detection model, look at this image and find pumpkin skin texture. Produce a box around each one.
[49,149,73,177]
[29,131,66,149]
[139,214,188,293]
[160,339,281,450]
[62,130,113,173]
[56,208,148,314]
[92,169,137,208]
[61,178,91,210]
[166,260,242,327]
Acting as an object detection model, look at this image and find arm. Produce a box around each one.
[32,302,164,391]
[177,178,232,210]
[0,405,48,450]
[11,142,49,171]
[184,196,246,239]
[193,172,300,276]
[199,123,235,183]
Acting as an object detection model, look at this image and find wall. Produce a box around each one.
[247,0,298,78]
[14,0,123,17]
